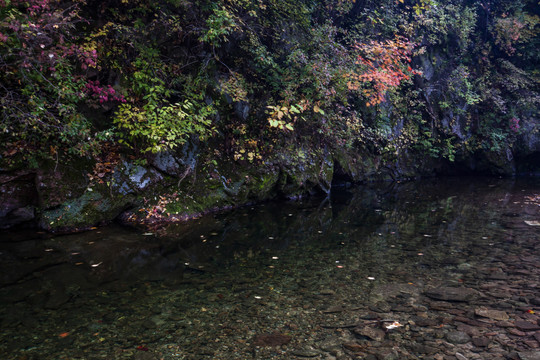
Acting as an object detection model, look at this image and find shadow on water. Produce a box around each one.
[0,176,539,359]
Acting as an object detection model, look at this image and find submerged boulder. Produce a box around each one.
[424,287,479,302]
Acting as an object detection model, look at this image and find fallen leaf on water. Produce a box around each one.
[136,346,149,351]
[58,332,70,338]
[385,321,402,330]
[527,309,535,314]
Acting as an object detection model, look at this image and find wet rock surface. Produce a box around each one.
[425,287,479,302]
[0,171,37,229]
[0,177,539,359]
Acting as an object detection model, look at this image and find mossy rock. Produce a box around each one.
[166,157,281,217]
[39,186,136,231]
[37,159,90,209]
[470,148,516,176]
[274,148,333,197]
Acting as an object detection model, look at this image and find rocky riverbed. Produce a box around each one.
[0,178,538,360]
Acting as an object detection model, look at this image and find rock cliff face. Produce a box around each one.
[2,47,539,231]
[1,129,538,232]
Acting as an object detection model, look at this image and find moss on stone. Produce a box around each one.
[40,185,136,231]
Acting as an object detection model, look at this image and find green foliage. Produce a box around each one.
[439,66,481,113]
[414,3,477,52]
[114,98,214,153]
[266,103,308,131]
[199,6,237,46]
[219,72,248,102]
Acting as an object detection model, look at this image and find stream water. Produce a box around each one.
[0,177,539,360]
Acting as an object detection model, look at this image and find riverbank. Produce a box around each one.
[2,137,540,234]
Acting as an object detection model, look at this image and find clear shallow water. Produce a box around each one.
[0,177,539,359]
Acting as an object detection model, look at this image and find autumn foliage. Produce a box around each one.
[347,36,418,106]
[0,0,538,167]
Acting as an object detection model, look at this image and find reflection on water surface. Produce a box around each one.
[1,177,539,359]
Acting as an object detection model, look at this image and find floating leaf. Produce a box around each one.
[385,321,402,329]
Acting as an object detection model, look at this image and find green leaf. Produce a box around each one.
[290,105,300,114]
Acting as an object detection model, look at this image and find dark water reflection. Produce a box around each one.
[0,177,539,359]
